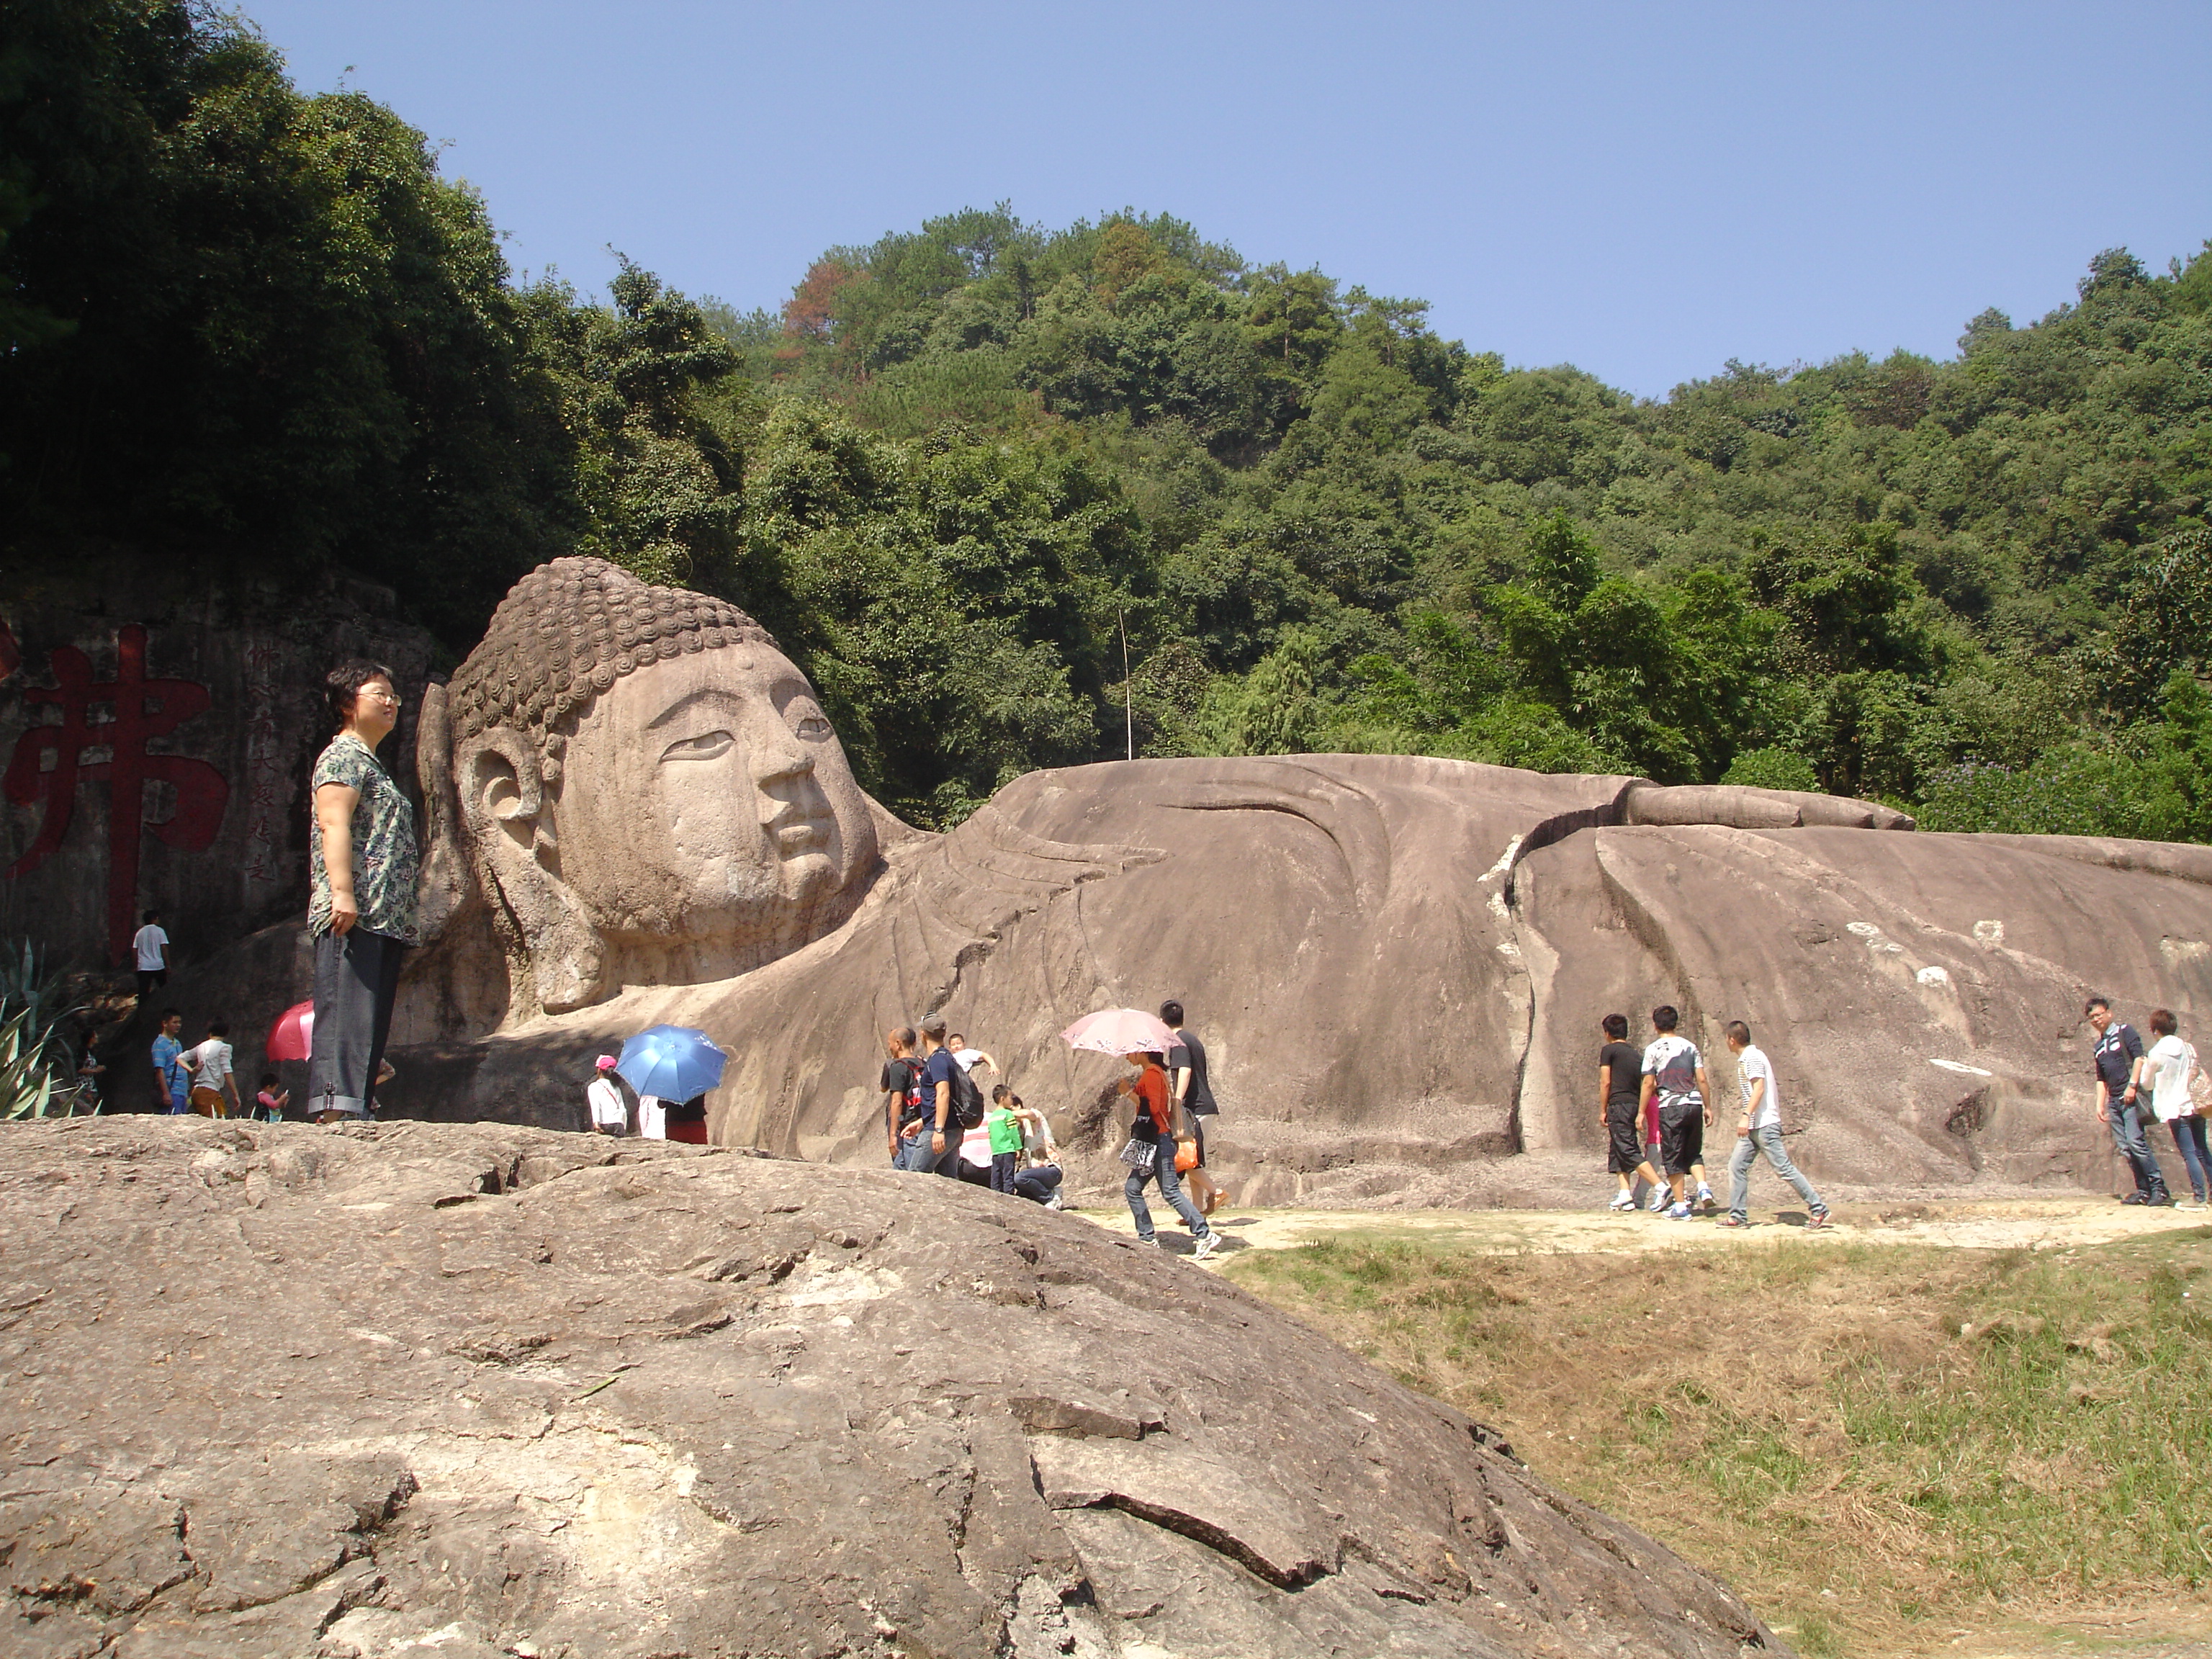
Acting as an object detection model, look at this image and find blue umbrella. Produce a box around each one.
[616,1025,728,1103]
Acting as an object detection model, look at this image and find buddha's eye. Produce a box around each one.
[786,699,832,741]
[660,729,734,763]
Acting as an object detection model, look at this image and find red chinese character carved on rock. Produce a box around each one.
[3,625,229,962]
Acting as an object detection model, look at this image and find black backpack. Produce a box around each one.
[946,1058,986,1130]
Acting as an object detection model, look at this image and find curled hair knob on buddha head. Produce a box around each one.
[446,557,775,745]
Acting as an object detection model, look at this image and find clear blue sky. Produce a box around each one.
[247,0,2211,400]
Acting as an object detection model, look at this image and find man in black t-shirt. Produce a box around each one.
[878,1026,920,1165]
[2086,996,2172,1205]
[1161,1000,1217,1165]
[1596,1013,1655,1211]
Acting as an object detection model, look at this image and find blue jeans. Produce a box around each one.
[2167,1115,2210,1202]
[1125,1145,1209,1241]
[1727,1123,1825,1221]
[896,1127,956,1175]
[2107,1100,2169,1197]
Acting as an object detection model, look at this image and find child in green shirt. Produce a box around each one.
[984,1085,1025,1193]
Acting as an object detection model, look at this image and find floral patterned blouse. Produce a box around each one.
[309,732,419,942]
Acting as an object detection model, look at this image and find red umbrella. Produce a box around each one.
[266,999,313,1062]
[1059,1007,1178,1058]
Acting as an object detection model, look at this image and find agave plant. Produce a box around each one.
[0,940,90,1120]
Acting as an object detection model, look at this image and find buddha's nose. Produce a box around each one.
[753,723,817,788]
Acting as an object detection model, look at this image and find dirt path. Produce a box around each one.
[1074,1193,2212,1260]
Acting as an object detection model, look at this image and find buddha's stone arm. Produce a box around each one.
[1617,781,1915,832]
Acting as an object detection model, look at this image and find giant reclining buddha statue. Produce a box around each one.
[390,556,2212,1200]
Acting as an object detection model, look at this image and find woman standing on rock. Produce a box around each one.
[307,660,418,1123]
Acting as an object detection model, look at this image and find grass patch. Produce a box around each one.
[1226,1229,2212,1657]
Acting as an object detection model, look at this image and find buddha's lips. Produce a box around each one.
[767,808,832,853]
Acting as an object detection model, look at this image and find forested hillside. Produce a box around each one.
[8,2,2212,835]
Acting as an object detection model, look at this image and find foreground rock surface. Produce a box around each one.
[0,1119,1784,1658]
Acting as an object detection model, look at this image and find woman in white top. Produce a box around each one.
[185,1020,240,1118]
[2144,1007,2208,1208]
[637,1094,667,1140]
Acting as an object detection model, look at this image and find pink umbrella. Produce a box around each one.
[1059,1007,1178,1058]
[266,999,313,1062]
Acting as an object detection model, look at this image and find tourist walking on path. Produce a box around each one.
[184,1020,240,1118]
[1641,1006,1713,1220]
[307,660,418,1124]
[2143,1008,2208,1208]
[2087,996,2172,1205]
[1598,1014,1658,1210]
[150,1009,188,1115]
[1120,1049,1217,1258]
[1714,1022,1831,1229]
[1161,1001,1218,1166]
[588,1055,627,1136]
[131,910,169,997]
[879,1028,921,1163]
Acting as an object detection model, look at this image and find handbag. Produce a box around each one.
[1116,1136,1157,1172]
[1173,1136,1200,1174]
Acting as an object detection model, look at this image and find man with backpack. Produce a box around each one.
[901,1017,976,1177]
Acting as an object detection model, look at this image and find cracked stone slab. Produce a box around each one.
[0,1118,1789,1657]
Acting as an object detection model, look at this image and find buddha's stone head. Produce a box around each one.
[427,558,879,1016]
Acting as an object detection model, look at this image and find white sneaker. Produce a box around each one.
[1044,1191,1065,1210]
[1191,1233,1220,1261]
[1647,1187,1670,1213]
[1607,1192,1637,1212]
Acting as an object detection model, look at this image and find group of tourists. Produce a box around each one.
[2086,996,2211,1208]
[117,654,2212,1229]
[583,1055,709,1143]
[1599,993,2212,1220]
[146,1007,289,1121]
[1597,1006,1832,1227]
[879,1002,1224,1259]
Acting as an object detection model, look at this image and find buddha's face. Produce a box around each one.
[551,644,876,953]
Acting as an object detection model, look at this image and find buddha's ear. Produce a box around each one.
[455,725,607,1015]
[412,681,472,943]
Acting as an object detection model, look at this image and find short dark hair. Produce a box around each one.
[141,909,158,924]
[2084,995,2111,1015]
[920,1015,948,1042]
[2152,1007,2177,1037]
[206,1020,229,1038]
[1602,1013,1628,1040]
[325,659,397,729]
[1651,1005,1680,1033]
[158,1007,181,1022]
[892,1025,915,1050]
[1725,1020,1752,1046]
[1160,999,1184,1026]
[948,1033,966,1048]
[992,1082,1011,1102]
[258,1071,278,1088]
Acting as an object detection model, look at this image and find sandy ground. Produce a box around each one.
[1070,1191,2212,1260]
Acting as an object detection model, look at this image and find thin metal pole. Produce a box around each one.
[1119,608,1133,762]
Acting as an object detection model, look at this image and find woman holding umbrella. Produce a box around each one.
[617,1025,726,1146]
[1063,1010,1217,1260]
